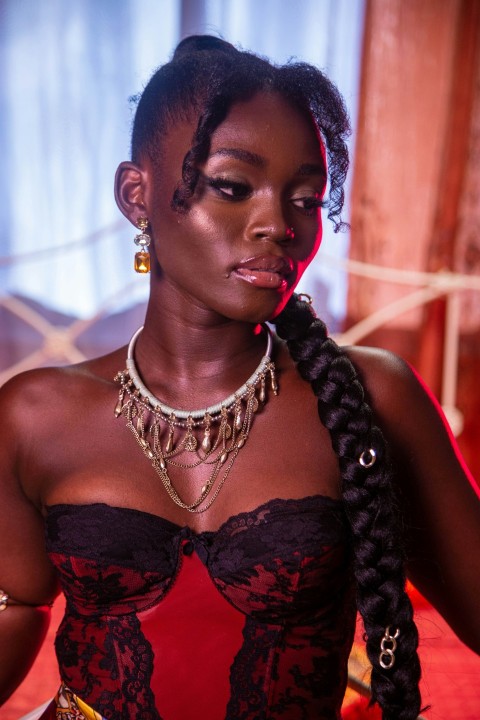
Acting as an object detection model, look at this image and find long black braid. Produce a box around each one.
[273,294,422,718]
[130,34,423,718]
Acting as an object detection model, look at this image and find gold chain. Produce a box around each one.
[113,327,277,513]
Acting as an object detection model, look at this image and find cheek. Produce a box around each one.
[155,209,234,280]
[296,219,323,270]
[156,208,215,255]
[308,223,323,258]
[183,204,232,240]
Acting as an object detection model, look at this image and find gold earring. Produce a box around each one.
[134,217,151,273]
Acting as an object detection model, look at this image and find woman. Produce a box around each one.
[0,35,479,720]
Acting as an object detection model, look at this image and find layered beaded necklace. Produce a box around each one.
[114,324,278,513]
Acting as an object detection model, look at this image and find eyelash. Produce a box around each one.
[291,195,328,216]
[205,176,327,214]
[206,177,251,201]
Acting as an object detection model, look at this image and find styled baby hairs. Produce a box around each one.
[131,34,350,232]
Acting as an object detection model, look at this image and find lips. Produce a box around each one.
[233,254,294,290]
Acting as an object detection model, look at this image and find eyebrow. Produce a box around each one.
[210,148,266,166]
[297,163,327,180]
[209,148,326,179]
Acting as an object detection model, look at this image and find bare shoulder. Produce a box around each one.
[344,345,419,406]
[0,367,67,448]
[342,343,478,522]
[0,351,127,607]
[342,345,442,440]
[345,345,480,650]
[343,344,408,377]
[0,349,125,424]
[341,343,471,484]
[0,350,125,494]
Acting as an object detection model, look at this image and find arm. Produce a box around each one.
[0,603,52,705]
[347,346,480,654]
[0,373,60,704]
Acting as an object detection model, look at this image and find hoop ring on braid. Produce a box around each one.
[273,292,422,720]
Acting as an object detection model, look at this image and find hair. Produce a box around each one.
[274,295,422,719]
[131,35,422,719]
[131,34,350,232]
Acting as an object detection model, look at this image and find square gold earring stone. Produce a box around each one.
[134,251,150,273]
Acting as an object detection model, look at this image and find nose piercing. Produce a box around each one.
[286,226,295,239]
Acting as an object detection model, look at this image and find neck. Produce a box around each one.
[127,323,273,416]
[114,317,278,515]
[130,302,269,409]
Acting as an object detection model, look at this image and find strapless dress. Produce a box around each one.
[40,495,356,719]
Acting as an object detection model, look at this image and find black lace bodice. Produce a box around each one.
[46,495,356,719]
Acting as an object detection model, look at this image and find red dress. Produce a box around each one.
[43,495,356,719]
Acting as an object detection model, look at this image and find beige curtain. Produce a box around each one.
[348,0,480,475]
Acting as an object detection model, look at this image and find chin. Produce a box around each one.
[218,284,294,325]
[267,290,295,320]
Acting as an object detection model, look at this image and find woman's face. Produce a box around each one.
[144,91,327,323]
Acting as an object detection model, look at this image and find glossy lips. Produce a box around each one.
[233,255,294,290]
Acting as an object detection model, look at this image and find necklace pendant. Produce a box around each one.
[165,433,174,453]
[184,416,197,452]
[219,407,231,439]
[165,416,175,453]
[219,450,228,465]
[184,433,198,452]
[269,363,278,395]
[201,430,211,453]
[114,383,126,417]
[234,402,242,430]
[245,385,258,414]
[259,376,266,403]
[201,413,212,452]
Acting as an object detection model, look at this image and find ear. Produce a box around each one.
[114,161,149,226]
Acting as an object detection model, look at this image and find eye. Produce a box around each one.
[291,192,327,216]
[206,176,252,201]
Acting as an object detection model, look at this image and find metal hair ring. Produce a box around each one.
[297,293,313,305]
[359,448,377,468]
[379,626,400,670]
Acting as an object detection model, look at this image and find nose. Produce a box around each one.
[247,194,294,244]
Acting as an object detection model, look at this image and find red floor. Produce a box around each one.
[2,594,479,719]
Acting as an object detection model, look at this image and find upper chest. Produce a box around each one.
[24,356,341,533]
